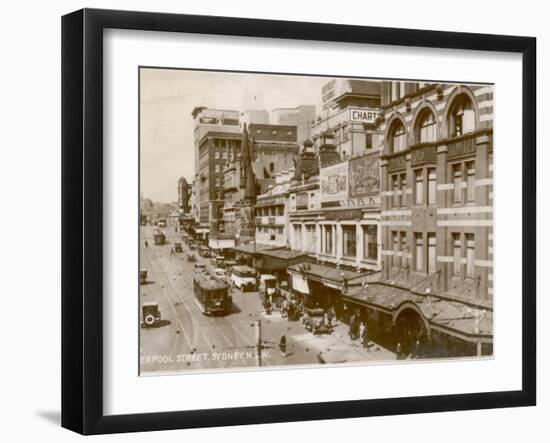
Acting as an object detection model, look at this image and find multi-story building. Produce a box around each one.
[255,169,294,248]
[286,135,381,313]
[192,107,241,237]
[196,129,243,239]
[343,81,493,358]
[311,79,382,159]
[221,123,299,242]
[287,133,381,271]
[271,105,316,145]
[177,176,190,215]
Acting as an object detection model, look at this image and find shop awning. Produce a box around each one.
[344,283,493,342]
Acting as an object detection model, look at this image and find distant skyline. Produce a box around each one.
[140,68,333,203]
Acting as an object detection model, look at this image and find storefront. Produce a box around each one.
[287,262,377,312]
[258,249,312,284]
[343,283,493,357]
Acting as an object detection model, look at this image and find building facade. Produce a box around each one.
[358,81,494,356]
[287,134,382,272]
[271,105,316,145]
[221,123,299,244]
[177,176,191,215]
[192,107,241,236]
[311,79,382,160]
[197,130,243,238]
[255,169,294,248]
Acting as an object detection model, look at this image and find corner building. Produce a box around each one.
[360,82,493,357]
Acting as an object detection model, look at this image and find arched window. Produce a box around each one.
[416,109,437,143]
[448,94,476,137]
[389,119,407,153]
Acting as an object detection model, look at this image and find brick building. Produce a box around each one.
[343,81,493,358]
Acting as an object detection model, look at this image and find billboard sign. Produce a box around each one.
[349,152,380,198]
[349,108,380,124]
[320,162,348,203]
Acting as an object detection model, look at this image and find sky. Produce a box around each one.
[140,68,332,203]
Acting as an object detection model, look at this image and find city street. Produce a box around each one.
[139,225,395,374]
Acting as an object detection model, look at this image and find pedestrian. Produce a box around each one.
[359,322,366,347]
[170,248,174,256]
[279,333,287,357]
[362,323,369,350]
[282,298,288,318]
[396,342,403,359]
[144,240,148,248]
[327,307,334,331]
[349,313,356,339]
[414,339,421,359]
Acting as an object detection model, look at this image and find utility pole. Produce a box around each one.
[254,320,262,367]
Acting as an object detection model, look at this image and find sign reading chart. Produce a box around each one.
[349,108,380,124]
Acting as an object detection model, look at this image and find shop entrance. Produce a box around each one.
[393,305,429,357]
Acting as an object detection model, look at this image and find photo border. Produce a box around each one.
[61,8,536,434]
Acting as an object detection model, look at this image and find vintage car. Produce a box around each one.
[302,307,330,335]
[214,268,226,278]
[139,269,148,285]
[187,253,196,262]
[141,302,161,328]
[174,242,183,253]
[230,265,258,291]
[194,262,206,272]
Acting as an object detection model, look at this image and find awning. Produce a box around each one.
[287,262,375,289]
[255,196,285,208]
[344,283,493,342]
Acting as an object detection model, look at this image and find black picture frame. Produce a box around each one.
[61,8,536,435]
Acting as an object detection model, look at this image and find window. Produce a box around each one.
[400,173,407,207]
[269,162,275,173]
[215,164,220,173]
[417,109,437,143]
[453,163,462,203]
[364,225,378,260]
[366,133,373,150]
[306,225,316,253]
[400,231,408,268]
[415,233,423,272]
[428,233,436,273]
[466,234,475,278]
[343,225,357,257]
[293,225,302,250]
[467,161,476,201]
[390,120,406,153]
[324,225,334,254]
[428,168,437,205]
[392,231,399,267]
[449,94,475,137]
[392,175,400,208]
[214,150,220,159]
[453,233,461,276]
[415,169,424,205]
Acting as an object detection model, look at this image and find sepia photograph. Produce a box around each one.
[139,68,494,375]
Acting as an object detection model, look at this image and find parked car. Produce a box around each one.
[139,269,148,285]
[141,302,161,328]
[303,307,329,335]
[194,262,206,272]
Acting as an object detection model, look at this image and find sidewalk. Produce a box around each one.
[259,306,396,365]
